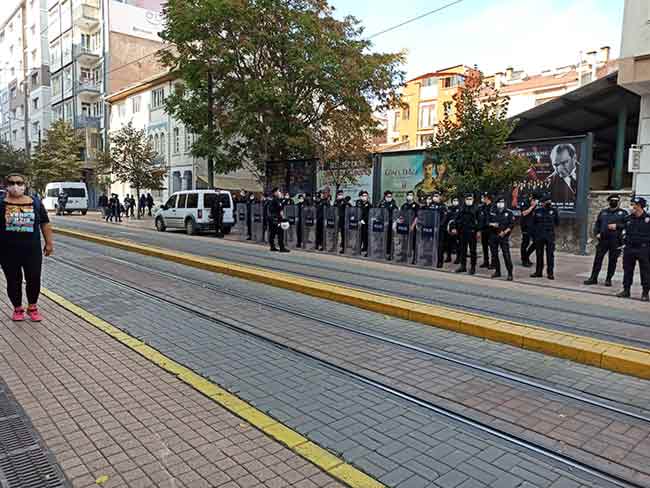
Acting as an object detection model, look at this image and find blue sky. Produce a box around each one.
[329,0,624,78]
[1,0,624,79]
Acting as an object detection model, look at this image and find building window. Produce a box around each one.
[151,88,165,109]
[63,66,72,93]
[185,130,191,152]
[131,96,141,113]
[173,127,180,153]
[31,72,39,87]
[33,97,39,110]
[402,106,410,120]
[393,111,399,130]
[80,67,91,82]
[421,77,436,87]
[10,87,16,99]
[418,102,436,129]
[117,102,125,118]
[401,135,409,142]
[52,74,62,98]
[441,75,463,89]
[81,33,90,50]
[160,133,166,157]
[417,134,434,147]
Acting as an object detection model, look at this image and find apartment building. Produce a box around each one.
[385,65,472,150]
[0,0,51,151]
[107,72,261,203]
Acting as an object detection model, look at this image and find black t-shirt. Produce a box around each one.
[0,197,49,250]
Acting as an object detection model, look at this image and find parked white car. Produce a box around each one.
[154,190,235,235]
[43,182,89,215]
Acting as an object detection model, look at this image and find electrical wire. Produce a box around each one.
[367,0,465,39]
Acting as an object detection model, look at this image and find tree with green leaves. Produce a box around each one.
[108,121,164,217]
[0,142,29,180]
[30,120,84,193]
[314,109,376,192]
[429,70,529,197]
[158,0,404,183]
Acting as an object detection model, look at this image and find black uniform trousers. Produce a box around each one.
[481,231,491,266]
[269,220,286,250]
[622,245,650,291]
[316,220,324,249]
[360,224,368,253]
[490,235,513,275]
[296,218,303,247]
[386,227,394,258]
[535,238,555,276]
[520,231,535,263]
[338,224,345,252]
[435,231,446,267]
[445,233,458,262]
[590,238,621,281]
[459,232,477,269]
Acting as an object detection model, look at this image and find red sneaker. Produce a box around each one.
[12,307,25,321]
[26,306,43,322]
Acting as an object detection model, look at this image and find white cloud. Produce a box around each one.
[382,0,623,78]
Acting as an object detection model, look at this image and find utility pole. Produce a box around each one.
[207,70,214,188]
[22,79,30,158]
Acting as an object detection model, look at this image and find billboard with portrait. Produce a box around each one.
[509,141,582,212]
[379,152,446,205]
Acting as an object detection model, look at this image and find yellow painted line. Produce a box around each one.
[52,227,650,380]
[41,288,386,488]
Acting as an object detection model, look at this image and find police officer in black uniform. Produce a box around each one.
[478,192,494,269]
[335,190,350,253]
[445,196,461,263]
[356,190,371,257]
[379,191,399,260]
[401,191,420,264]
[296,194,305,248]
[616,196,650,301]
[428,191,447,268]
[268,187,290,253]
[315,189,331,251]
[584,194,628,286]
[488,196,515,281]
[282,192,293,207]
[530,194,559,280]
[210,189,224,238]
[245,192,256,240]
[450,193,479,274]
[518,193,538,267]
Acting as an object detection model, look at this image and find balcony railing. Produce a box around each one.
[73,3,100,28]
[76,115,101,129]
[73,44,101,63]
[76,80,101,94]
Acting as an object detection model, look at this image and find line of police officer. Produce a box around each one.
[243,188,650,300]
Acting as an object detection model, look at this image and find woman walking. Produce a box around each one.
[0,173,54,321]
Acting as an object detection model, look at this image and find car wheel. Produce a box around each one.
[185,218,196,235]
[81,210,87,216]
[155,217,167,232]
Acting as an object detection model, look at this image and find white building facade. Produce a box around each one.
[0,0,51,152]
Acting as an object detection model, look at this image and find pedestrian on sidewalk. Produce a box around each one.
[616,196,650,301]
[0,173,53,322]
[146,193,154,217]
[584,194,628,287]
[98,191,108,219]
[139,193,147,217]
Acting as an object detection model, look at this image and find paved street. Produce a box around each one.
[1,229,646,487]
[52,214,650,348]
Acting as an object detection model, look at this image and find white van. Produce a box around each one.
[43,182,89,215]
[154,190,235,235]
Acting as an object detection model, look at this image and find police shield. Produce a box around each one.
[301,206,317,250]
[416,209,441,267]
[368,208,388,260]
[323,206,339,253]
[344,207,362,255]
[393,210,414,264]
[234,203,248,240]
[283,205,297,247]
[251,203,265,243]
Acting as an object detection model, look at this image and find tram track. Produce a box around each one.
[48,249,650,488]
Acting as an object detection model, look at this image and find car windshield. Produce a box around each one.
[204,193,231,209]
[63,188,86,198]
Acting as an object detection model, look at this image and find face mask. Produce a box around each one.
[432,196,440,203]
[544,201,552,207]
[465,199,473,206]
[385,197,392,202]
[497,202,505,210]
[609,201,619,209]
[337,195,344,200]
[7,184,25,197]
[426,199,433,205]
[298,198,304,203]
[452,200,459,207]
[406,195,413,202]
[361,196,368,202]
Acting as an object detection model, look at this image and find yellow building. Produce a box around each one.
[386,65,473,150]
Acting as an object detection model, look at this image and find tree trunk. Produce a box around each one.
[136,187,141,220]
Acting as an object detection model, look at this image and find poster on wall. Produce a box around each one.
[509,141,582,212]
[288,160,317,197]
[380,152,445,205]
[110,0,166,42]
[316,170,373,202]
